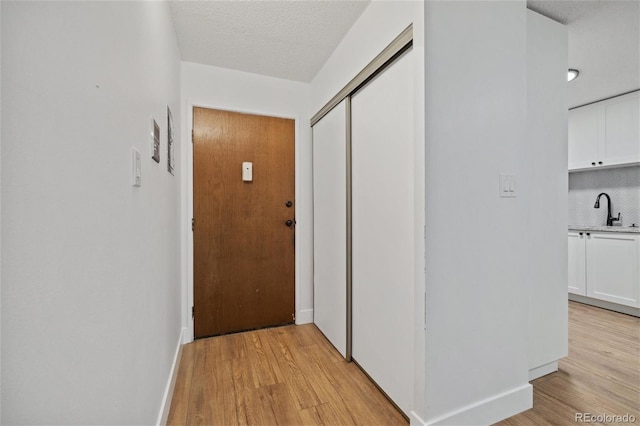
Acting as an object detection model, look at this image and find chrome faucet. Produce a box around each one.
[594,192,620,226]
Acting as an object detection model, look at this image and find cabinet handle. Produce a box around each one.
[586,232,591,236]
[591,162,596,166]
[579,232,583,236]
[598,161,603,165]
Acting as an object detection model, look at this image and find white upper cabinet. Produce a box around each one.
[602,93,640,165]
[568,91,640,171]
[568,104,599,170]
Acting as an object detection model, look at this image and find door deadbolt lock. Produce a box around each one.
[285,220,294,227]
[286,201,293,208]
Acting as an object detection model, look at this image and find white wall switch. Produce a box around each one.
[499,173,516,197]
[132,148,142,187]
[242,162,253,182]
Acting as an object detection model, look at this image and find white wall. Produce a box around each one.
[526,10,568,377]
[1,2,182,424]
[180,62,313,341]
[423,1,532,424]
[310,1,427,423]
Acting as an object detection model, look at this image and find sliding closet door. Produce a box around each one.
[312,100,347,357]
[351,49,414,415]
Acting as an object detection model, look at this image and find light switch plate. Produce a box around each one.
[499,173,516,197]
[132,148,142,187]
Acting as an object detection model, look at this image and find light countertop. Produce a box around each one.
[569,225,640,234]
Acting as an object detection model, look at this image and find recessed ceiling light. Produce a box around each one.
[568,69,579,82]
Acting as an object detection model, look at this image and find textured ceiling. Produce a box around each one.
[528,0,640,108]
[168,0,370,82]
[169,1,638,106]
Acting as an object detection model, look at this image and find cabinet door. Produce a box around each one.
[601,92,640,166]
[568,232,586,295]
[586,233,640,308]
[568,104,599,170]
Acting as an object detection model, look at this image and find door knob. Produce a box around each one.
[286,201,293,208]
[285,220,294,227]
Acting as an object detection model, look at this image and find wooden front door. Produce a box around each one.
[193,107,295,338]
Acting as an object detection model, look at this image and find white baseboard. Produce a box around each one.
[183,324,194,344]
[417,383,532,426]
[569,294,640,317]
[296,308,313,325]
[410,410,427,426]
[529,361,558,381]
[156,327,185,426]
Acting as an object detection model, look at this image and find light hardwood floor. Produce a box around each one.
[498,301,640,425]
[168,301,639,425]
[167,323,407,425]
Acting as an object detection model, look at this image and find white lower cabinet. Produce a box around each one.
[586,233,640,307]
[569,231,640,308]
[568,232,586,295]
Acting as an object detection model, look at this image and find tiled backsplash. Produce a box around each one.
[568,166,640,227]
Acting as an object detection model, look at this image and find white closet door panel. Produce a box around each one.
[351,50,414,415]
[312,100,347,357]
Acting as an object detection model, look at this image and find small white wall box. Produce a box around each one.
[132,148,142,187]
[242,162,253,182]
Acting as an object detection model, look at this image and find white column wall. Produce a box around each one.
[526,10,569,378]
[423,1,532,424]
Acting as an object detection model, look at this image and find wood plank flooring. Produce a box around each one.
[168,301,639,425]
[167,324,407,425]
[497,301,640,425]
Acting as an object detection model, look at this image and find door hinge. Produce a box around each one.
[192,218,194,231]
[192,306,195,319]
[292,313,295,321]
[191,129,194,143]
